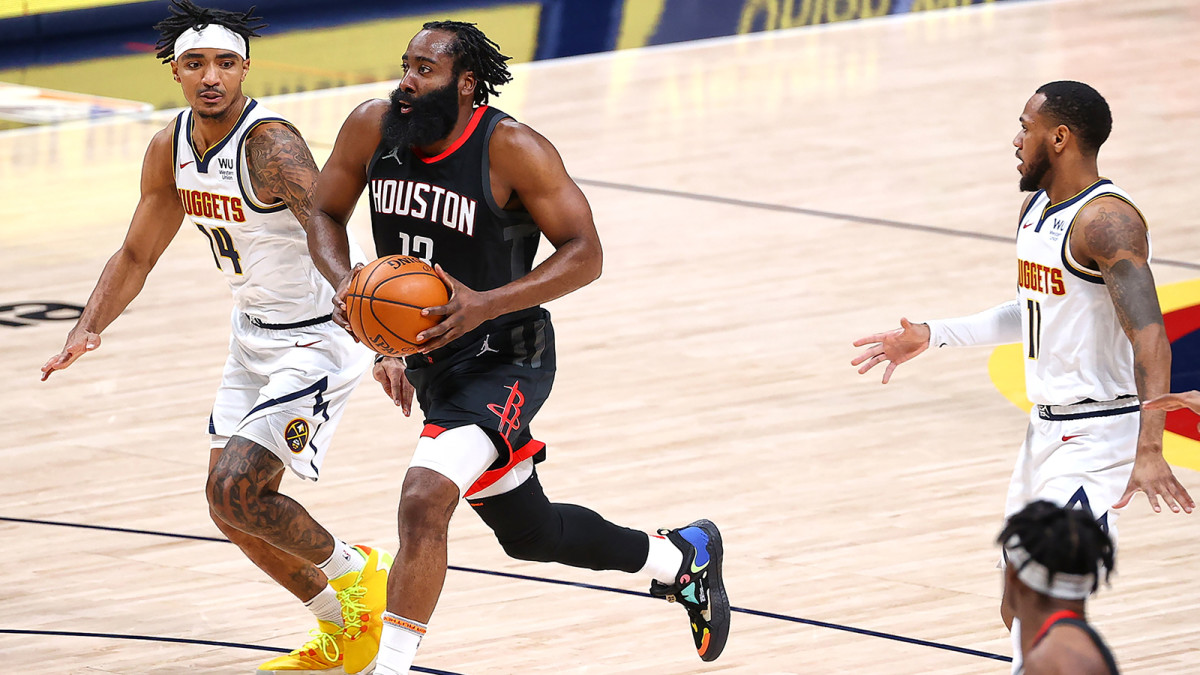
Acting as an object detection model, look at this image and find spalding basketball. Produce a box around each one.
[344,256,449,356]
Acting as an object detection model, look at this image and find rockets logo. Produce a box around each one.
[487,381,525,440]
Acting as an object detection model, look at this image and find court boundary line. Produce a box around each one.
[0,629,462,674]
[1,515,1012,664]
[573,178,1200,271]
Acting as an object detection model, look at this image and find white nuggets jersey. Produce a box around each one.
[1015,179,1145,406]
[173,99,362,323]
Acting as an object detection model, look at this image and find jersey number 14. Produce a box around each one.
[197,224,243,275]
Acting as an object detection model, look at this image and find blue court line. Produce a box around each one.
[573,178,1200,272]
[0,515,1011,664]
[0,629,460,675]
[305,135,1200,273]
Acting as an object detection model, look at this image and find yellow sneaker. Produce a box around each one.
[256,620,344,674]
[330,545,393,675]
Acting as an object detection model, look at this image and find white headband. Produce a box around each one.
[173,25,248,61]
[1004,535,1100,601]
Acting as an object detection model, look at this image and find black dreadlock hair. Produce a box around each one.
[153,0,267,64]
[1035,81,1112,155]
[998,500,1115,596]
[421,20,512,106]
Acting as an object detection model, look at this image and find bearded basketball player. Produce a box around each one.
[851,81,1192,671]
[307,20,731,674]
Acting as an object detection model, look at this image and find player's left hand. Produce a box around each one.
[1143,391,1200,414]
[1114,449,1194,514]
[416,264,492,353]
[373,356,414,416]
[331,262,365,339]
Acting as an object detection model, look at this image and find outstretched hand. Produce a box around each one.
[414,264,492,353]
[1143,391,1200,415]
[41,328,101,381]
[1114,450,1194,514]
[851,318,931,384]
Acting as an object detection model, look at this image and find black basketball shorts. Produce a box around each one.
[403,308,556,493]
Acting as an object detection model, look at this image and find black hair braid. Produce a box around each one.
[422,20,512,105]
[998,500,1115,595]
[154,0,267,64]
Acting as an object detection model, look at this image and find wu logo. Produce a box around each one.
[218,157,235,170]
[487,381,525,440]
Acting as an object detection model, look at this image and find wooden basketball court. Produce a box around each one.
[4,0,1200,672]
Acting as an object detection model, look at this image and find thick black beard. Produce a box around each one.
[1019,150,1050,192]
[380,81,461,152]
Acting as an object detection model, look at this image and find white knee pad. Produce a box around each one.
[408,425,535,499]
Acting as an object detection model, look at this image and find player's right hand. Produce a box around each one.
[851,317,931,384]
[373,356,414,416]
[331,262,364,339]
[41,328,101,381]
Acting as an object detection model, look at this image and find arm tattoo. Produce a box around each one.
[1105,258,1163,333]
[1085,202,1160,334]
[245,125,320,227]
[1084,205,1149,260]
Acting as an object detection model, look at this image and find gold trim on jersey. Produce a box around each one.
[1061,191,1148,282]
[237,118,299,213]
[188,98,256,164]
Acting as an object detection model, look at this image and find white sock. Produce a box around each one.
[303,585,344,627]
[317,540,365,581]
[373,612,427,675]
[640,532,684,585]
[1010,617,1023,674]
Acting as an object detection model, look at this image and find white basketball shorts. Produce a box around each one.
[209,309,373,480]
[1003,398,1140,545]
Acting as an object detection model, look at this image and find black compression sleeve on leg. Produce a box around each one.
[469,471,650,573]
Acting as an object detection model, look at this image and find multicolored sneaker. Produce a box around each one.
[256,620,344,674]
[329,545,393,675]
[648,520,730,662]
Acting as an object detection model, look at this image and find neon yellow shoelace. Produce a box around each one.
[294,628,341,662]
[336,581,369,636]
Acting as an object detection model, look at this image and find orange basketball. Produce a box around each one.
[345,256,449,356]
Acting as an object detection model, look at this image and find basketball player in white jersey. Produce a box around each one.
[851,81,1193,670]
[40,3,388,673]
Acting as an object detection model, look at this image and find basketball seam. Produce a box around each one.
[350,256,447,353]
[367,297,421,348]
[345,294,430,311]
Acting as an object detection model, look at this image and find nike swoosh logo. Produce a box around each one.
[295,340,321,348]
[1062,434,1085,442]
[1022,222,1032,228]
[691,560,708,574]
[179,160,194,169]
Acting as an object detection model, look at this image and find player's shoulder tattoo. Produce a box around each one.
[1082,199,1148,262]
[244,122,318,212]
